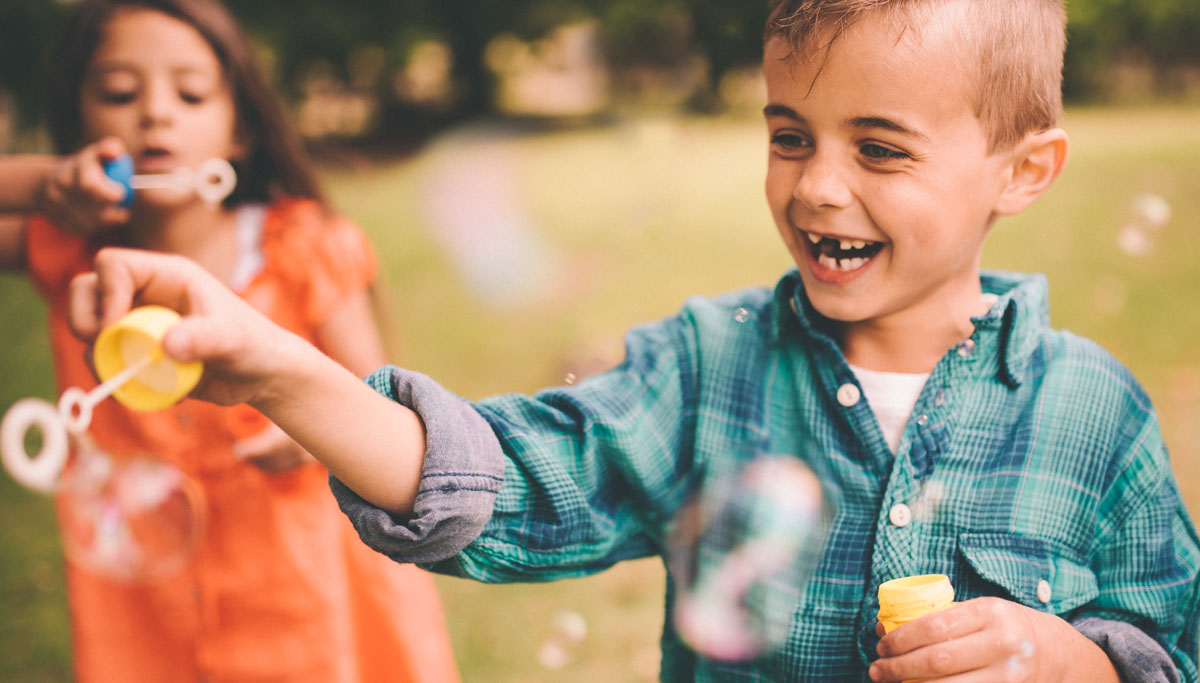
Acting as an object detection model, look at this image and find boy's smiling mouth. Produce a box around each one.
[804,232,885,273]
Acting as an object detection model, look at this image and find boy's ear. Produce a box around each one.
[994,128,1069,216]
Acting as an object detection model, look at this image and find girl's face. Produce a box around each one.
[80,7,244,206]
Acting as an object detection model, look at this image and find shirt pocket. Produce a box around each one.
[956,532,1098,614]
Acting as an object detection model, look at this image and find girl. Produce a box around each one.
[0,1,459,681]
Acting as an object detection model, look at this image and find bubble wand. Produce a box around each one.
[103,154,237,207]
[1,306,203,492]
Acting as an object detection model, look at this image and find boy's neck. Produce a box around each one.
[835,288,991,374]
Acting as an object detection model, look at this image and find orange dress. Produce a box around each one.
[26,199,459,683]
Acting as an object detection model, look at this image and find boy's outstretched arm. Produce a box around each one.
[69,247,427,516]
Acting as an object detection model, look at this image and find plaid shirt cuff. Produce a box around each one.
[1072,616,1179,683]
[330,365,505,564]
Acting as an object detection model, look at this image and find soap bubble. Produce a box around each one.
[57,442,204,581]
[536,609,588,670]
[1131,193,1171,230]
[911,478,948,523]
[668,454,833,662]
[1117,193,1172,257]
[733,307,752,324]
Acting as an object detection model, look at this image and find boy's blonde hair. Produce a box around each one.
[765,0,1066,151]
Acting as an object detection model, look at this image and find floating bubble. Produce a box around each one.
[911,478,947,523]
[668,455,834,662]
[1117,193,1171,257]
[1131,193,1171,230]
[1117,224,1152,257]
[536,609,588,670]
[733,308,752,324]
[57,442,204,582]
[564,372,578,386]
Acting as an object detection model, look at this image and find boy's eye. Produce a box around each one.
[860,143,909,161]
[179,91,205,105]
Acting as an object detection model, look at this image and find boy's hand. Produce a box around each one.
[68,247,315,408]
[869,597,1120,683]
[38,137,131,233]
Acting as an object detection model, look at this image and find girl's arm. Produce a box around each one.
[0,156,59,213]
[69,247,427,515]
[0,155,59,270]
[315,288,389,377]
[0,139,130,236]
[0,215,27,270]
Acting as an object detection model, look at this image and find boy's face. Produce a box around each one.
[764,10,1015,331]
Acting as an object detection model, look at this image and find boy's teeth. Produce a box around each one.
[818,255,869,272]
[807,233,822,244]
[851,240,866,249]
[839,240,852,250]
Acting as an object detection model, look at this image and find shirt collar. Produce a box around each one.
[770,269,1051,388]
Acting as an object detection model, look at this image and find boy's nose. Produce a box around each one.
[793,154,851,210]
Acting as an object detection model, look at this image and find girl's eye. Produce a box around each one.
[179,91,205,105]
[860,143,909,161]
[98,90,137,105]
[771,132,811,152]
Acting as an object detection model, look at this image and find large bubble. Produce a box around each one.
[667,454,834,662]
[57,442,205,581]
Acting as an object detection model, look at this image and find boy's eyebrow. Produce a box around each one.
[848,116,930,142]
[764,105,930,142]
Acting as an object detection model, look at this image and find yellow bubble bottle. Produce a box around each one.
[876,574,955,634]
[93,305,204,411]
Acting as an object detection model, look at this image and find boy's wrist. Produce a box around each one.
[1035,611,1120,683]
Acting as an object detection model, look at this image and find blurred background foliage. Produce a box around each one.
[3,0,1200,153]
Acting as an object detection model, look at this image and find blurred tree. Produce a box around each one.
[2,0,1198,150]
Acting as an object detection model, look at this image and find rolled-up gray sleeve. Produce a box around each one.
[1073,616,1180,683]
[330,365,505,564]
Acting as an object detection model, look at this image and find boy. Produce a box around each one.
[64,0,1199,680]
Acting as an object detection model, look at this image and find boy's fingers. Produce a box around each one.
[871,628,1026,682]
[67,271,103,340]
[91,248,209,326]
[877,603,982,657]
[163,316,243,364]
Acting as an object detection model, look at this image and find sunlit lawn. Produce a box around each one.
[1,104,1197,681]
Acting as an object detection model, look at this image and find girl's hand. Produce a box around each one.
[38,137,131,233]
[233,422,317,473]
[869,597,1120,683]
[68,246,323,409]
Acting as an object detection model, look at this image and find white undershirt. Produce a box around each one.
[848,363,931,453]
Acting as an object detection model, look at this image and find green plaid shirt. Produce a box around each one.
[344,269,1200,681]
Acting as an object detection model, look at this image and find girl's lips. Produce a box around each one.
[135,150,177,173]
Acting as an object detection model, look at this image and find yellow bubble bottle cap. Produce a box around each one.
[93,306,203,412]
[877,574,955,634]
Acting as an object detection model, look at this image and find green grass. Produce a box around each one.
[1,104,1197,681]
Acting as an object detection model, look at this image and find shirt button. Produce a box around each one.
[1036,579,1052,604]
[836,383,861,407]
[888,503,912,527]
